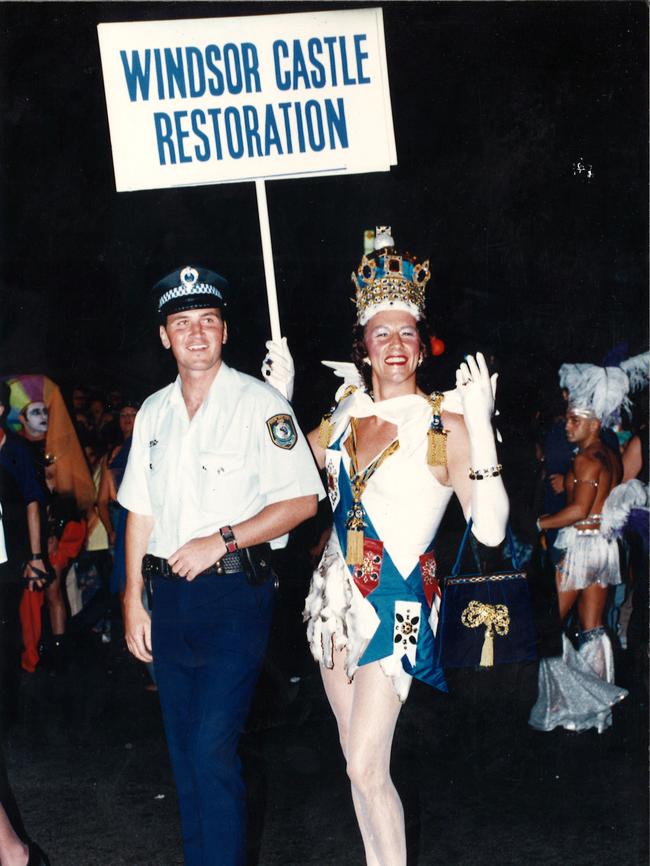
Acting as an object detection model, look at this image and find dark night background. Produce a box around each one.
[0,0,647,430]
[0,6,648,863]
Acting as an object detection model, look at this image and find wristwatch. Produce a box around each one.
[219,525,238,554]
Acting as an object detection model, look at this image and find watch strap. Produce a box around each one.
[219,525,238,554]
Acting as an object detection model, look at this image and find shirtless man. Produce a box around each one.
[529,359,642,732]
[537,409,622,638]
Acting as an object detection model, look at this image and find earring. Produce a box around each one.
[363,357,371,366]
[417,354,423,367]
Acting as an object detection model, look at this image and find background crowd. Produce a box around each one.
[0,353,647,688]
[1,353,647,669]
[0,336,647,866]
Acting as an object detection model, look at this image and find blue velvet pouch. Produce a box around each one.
[438,521,537,669]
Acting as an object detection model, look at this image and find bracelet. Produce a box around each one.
[468,464,502,480]
[29,553,44,560]
[219,525,238,554]
[536,518,543,533]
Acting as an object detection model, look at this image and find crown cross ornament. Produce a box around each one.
[352,226,430,325]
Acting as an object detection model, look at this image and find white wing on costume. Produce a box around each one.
[620,352,650,392]
[601,479,650,540]
[321,361,365,390]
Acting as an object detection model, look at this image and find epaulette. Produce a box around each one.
[426,391,447,466]
[317,385,357,449]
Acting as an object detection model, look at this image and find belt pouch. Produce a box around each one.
[242,544,273,586]
[141,556,154,607]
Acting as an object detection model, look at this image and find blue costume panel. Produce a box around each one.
[305,386,458,701]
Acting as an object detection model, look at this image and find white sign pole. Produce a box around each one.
[255,179,282,343]
[97,8,397,343]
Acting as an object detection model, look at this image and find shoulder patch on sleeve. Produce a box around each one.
[266,414,297,450]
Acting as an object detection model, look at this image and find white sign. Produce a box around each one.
[98,8,396,192]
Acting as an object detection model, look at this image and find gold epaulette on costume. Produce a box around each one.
[426,392,447,466]
[317,385,357,449]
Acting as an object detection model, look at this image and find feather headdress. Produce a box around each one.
[559,351,649,427]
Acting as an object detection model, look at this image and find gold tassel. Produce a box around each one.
[317,415,334,449]
[461,601,509,667]
[346,528,364,565]
[479,627,495,667]
[427,427,447,466]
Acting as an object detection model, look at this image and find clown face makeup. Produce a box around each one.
[23,401,48,438]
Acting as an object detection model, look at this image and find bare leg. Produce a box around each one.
[0,803,28,866]
[578,584,608,631]
[555,564,580,622]
[321,650,406,866]
[45,570,66,636]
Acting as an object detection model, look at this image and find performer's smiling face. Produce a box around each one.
[160,307,228,374]
[363,310,421,384]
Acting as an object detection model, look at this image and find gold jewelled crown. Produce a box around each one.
[351,227,430,325]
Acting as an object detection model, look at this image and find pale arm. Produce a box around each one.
[123,511,154,663]
[97,454,117,545]
[622,435,642,482]
[167,494,318,581]
[22,500,47,588]
[307,428,327,470]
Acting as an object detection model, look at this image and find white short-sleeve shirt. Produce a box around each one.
[117,363,324,557]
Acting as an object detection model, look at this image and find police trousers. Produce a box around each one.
[151,570,274,866]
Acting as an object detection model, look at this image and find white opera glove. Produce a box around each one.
[456,352,508,547]
[455,352,498,438]
[261,337,295,402]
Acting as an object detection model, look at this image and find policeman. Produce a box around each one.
[118,265,324,866]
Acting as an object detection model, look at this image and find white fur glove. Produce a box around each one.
[261,337,295,401]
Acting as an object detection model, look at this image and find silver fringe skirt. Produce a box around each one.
[554,516,621,592]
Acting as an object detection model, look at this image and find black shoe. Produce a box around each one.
[28,841,51,866]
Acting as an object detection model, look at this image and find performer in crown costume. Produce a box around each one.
[263,228,509,865]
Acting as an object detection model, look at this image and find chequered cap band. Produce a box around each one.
[158,283,223,311]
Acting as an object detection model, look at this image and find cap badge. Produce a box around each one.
[180,266,199,289]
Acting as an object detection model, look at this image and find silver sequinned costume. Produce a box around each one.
[554,514,621,592]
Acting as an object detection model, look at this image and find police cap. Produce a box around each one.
[155,265,228,319]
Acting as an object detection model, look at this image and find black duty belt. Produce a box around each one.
[143,552,246,579]
[142,544,273,586]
